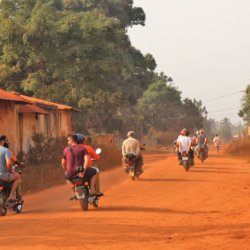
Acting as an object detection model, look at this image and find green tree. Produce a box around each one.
[239,85,250,123]
[218,117,233,143]
[78,0,145,27]
[0,0,207,136]
[203,118,219,140]
[137,73,183,132]
[0,0,151,133]
[180,98,207,131]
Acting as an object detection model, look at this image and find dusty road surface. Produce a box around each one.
[1,148,250,250]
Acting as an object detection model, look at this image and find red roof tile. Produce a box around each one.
[0,88,30,103]
[17,94,78,111]
[19,104,48,114]
[1,88,79,111]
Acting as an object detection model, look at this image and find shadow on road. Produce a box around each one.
[97,205,220,215]
[194,166,246,171]
[202,162,244,166]
[139,178,202,182]
[190,169,247,174]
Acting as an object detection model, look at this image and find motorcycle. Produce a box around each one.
[0,165,24,216]
[197,146,206,163]
[181,151,193,171]
[72,148,103,211]
[125,153,142,180]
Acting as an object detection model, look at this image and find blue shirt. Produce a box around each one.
[197,134,206,147]
[0,146,11,175]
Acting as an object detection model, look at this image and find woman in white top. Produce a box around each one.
[178,129,194,165]
[179,132,191,153]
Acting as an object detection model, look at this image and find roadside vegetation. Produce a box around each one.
[225,85,250,159]
[19,133,122,193]
[0,0,208,142]
[1,1,249,192]
[225,138,250,164]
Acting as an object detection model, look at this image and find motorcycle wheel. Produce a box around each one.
[129,170,135,180]
[92,198,98,208]
[183,161,189,171]
[0,193,7,216]
[79,198,88,211]
[200,153,204,163]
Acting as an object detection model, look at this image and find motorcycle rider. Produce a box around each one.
[0,135,21,201]
[213,134,221,154]
[178,129,194,165]
[122,131,143,174]
[75,133,102,194]
[1,135,24,203]
[175,129,185,164]
[1,136,25,168]
[195,129,208,158]
[62,134,99,200]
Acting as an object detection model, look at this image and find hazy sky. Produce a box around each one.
[128,0,250,124]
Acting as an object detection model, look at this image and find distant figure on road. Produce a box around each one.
[213,134,221,154]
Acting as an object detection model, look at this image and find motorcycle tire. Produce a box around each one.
[0,193,7,216]
[79,198,88,211]
[199,150,205,163]
[200,154,204,163]
[92,198,98,208]
[183,161,189,171]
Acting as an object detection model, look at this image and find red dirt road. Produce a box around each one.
[0,148,250,250]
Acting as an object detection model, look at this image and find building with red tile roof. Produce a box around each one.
[0,88,77,153]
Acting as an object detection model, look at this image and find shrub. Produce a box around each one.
[26,133,67,165]
[19,133,122,194]
[225,138,250,156]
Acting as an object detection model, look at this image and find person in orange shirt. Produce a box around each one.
[75,134,102,194]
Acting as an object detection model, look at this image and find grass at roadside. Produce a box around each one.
[225,139,250,162]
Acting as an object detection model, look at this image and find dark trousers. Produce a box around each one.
[122,154,143,172]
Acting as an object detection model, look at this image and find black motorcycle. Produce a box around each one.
[72,168,104,211]
[0,165,23,216]
[72,148,103,211]
[181,151,194,171]
[197,147,206,163]
[125,153,141,180]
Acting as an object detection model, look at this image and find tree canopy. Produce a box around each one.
[239,85,250,123]
[0,0,208,142]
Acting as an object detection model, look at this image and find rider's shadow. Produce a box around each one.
[98,206,219,214]
[139,178,200,182]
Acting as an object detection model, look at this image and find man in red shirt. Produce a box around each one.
[62,134,98,199]
[75,133,102,194]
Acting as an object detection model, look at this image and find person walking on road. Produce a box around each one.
[213,134,221,154]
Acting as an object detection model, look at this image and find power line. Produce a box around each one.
[208,106,241,113]
[209,112,240,117]
[203,91,244,103]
